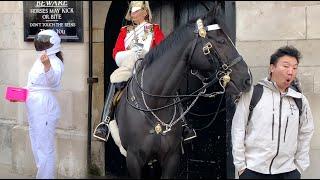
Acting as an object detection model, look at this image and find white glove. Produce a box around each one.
[130,43,146,59]
[135,48,147,59]
[115,50,136,67]
[131,43,143,52]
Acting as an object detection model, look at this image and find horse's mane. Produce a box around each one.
[141,4,230,67]
[142,21,195,67]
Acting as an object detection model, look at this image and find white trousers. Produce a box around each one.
[110,51,137,83]
[26,91,60,179]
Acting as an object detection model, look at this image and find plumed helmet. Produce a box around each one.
[34,29,61,55]
[125,1,152,22]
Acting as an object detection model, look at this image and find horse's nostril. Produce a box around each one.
[244,78,251,86]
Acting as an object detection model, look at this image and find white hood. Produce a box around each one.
[37,29,61,55]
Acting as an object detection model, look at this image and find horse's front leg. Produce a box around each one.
[126,150,143,178]
[161,152,181,179]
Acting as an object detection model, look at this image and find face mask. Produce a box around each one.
[34,34,53,51]
[34,29,61,55]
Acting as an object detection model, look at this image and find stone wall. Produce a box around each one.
[90,1,111,176]
[236,1,320,178]
[2,1,319,179]
[0,1,89,178]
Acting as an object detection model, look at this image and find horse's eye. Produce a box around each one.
[218,39,226,44]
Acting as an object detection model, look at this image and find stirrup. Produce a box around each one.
[93,121,110,142]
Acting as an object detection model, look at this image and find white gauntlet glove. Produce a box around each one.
[115,50,137,67]
[131,43,147,59]
[135,48,147,59]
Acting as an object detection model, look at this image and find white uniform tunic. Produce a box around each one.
[110,22,154,83]
[26,54,64,179]
[124,21,153,54]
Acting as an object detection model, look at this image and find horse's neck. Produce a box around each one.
[142,49,188,109]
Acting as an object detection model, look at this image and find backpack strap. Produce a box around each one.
[293,98,302,117]
[248,84,264,124]
[290,83,303,117]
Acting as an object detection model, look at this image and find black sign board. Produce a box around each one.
[24,1,83,42]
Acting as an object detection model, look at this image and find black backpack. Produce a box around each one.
[248,84,303,122]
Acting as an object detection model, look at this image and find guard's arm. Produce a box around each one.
[112,27,127,60]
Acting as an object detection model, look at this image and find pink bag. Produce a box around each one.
[5,86,28,102]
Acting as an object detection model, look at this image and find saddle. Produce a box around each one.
[113,89,124,107]
[114,81,128,105]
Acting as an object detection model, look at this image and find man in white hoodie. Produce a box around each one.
[231,46,314,179]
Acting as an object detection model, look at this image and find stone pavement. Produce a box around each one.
[0,164,34,179]
[0,163,124,179]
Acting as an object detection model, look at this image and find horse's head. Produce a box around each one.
[186,6,252,96]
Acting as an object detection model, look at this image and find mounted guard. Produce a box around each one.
[93,1,197,156]
[91,3,252,177]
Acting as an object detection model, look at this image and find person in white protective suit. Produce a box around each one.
[93,1,197,157]
[26,29,64,179]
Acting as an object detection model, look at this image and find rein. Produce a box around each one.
[125,19,244,134]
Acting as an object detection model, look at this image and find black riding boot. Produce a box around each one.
[182,124,197,143]
[93,83,116,142]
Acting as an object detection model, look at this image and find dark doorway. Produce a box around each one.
[103,1,129,177]
[172,2,236,179]
[103,1,236,178]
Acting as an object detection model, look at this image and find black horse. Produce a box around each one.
[114,7,252,178]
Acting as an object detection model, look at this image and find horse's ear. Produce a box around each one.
[204,2,222,25]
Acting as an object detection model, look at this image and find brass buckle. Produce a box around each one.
[199,28,207,38]
[155,124,162,134]
[203,42,213,55]
[222,73,231,87]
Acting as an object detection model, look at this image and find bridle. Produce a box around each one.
[188,19,244,98]
[125,18,245,134]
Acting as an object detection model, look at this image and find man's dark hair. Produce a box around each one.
[270,45,302,65]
